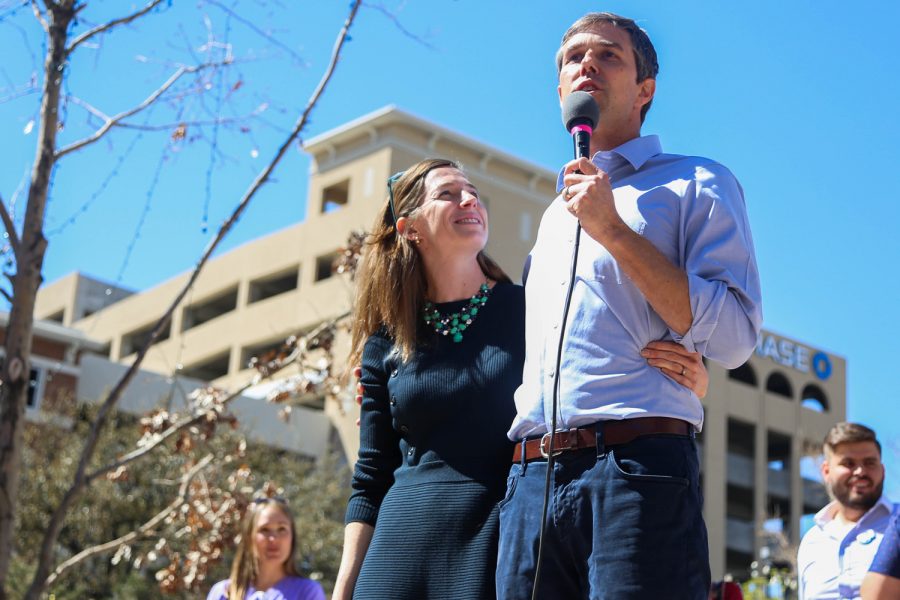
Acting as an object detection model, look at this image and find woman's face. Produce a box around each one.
[252,504,293,570]
[407,167,488,255]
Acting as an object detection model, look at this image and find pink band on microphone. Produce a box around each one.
[570,124,593,135]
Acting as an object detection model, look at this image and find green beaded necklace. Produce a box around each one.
[422,282,491,343]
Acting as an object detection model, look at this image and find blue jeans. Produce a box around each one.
[496,432,710,600]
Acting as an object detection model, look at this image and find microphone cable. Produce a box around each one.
[529,89,597,599]
[530,219,581,600]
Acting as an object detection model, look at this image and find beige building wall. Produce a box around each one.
[34,107,558,460]
[702,330,845,579]
[35,107,846,579]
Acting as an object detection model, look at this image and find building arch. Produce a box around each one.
[765,371,793,399]
[801,383,829,412]
[728,362,757,387]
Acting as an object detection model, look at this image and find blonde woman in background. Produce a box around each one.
[207,498,325,600]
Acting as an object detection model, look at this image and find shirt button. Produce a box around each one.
[552,323,559,330]
[548,369,555,378]
[407,448,414,456]
[390,397,397,406]
[561,280,567,286]
[391,369,398,377]
[400,424,409,433]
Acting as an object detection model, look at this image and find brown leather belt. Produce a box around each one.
[511,417,693,463]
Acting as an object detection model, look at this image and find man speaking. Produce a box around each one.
[496,12,762,599]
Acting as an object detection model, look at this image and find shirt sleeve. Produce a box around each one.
[670,162,763,368]
[344,333,402,526]
[797,538,809,600]
[870,508,900,577]
[206,580,228,600]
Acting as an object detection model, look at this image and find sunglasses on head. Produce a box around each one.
[387,171,405,225]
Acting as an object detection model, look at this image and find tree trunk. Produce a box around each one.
[0,2,74,597]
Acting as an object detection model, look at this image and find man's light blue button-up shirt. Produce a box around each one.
[508,135,763,439]
[797,496,895,600]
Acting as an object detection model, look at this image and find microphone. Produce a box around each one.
[562,90,600,160]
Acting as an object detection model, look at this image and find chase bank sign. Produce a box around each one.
[755,333,832,381]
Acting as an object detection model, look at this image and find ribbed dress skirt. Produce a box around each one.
[353,467,503,600]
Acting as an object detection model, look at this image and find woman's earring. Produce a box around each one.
[412,236,421,245]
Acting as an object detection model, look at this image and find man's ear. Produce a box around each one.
[636,78,656,110]
[821,456,831,479]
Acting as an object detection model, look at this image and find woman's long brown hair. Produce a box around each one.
[348,158,510,366]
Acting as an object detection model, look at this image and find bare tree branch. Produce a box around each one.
[65,0,166,54]
[63,94,109,122]
[0,195,19,256]
[65,93,268,133]
[0,85,39,105]
[363,1,437,50]
[27,4,362,595]
[84,315,346,486]
[0,288,12,304]
[44,454,214,588]
[55,62,223,159]
[204,0,307,66]
[115,116,247,132]
[30,0,48,32]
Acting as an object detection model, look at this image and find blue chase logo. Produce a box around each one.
[756,333,832,381]
[811,352,832,381]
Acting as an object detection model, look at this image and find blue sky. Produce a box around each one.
[1,1,899,497]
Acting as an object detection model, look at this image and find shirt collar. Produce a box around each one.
[556,134,663,192]
[814,495,894,529]
[596,134,662,171]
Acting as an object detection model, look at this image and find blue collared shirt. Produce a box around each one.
[508,135,762,439]
[797,496,896,600]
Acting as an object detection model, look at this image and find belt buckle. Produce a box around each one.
[539,432,564,459]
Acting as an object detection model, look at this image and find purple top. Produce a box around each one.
[870,507,900,578]
[206,576,325,600]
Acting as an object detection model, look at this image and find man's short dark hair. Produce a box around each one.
[555,12,659,123]
[824,422,881,456]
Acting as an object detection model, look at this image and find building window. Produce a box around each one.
[249,269,299,304]
[765,371,793,399]
[766,431,793,533]
[181,351,230,382]
[801,383,829,412]
[26,368,40,409]
[519,212,533,243]
[727,362,757,387]
[121,320,171,357]
[314,252,340,282]
[240,337,287,370]
[182,287,238,332]
[321,179,350,213]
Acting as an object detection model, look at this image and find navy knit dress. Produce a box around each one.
[346,282,525,600]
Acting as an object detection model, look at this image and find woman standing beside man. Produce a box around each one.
[332,158,707,599]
